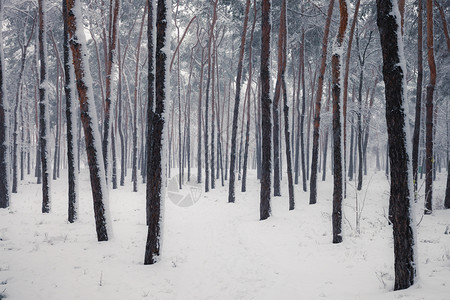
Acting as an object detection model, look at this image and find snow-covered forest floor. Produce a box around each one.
[1,169,449,299]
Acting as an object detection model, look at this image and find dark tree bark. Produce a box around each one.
[38,0,51,213]
[309,0,334,205]
[63,0,79,222]
[376,0,416,290]
[145,0,154,224]
[67,0,111,241]
[331,0,347,244]
[424,0,436,214]
[0,0,9,209]
[228,0,251,203]
[260,0,272,220]
[412,0,423,192]
[145,0,169,265]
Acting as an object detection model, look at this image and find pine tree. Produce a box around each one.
[66,0,111,241]
[38,0,51,213]
[424,0,436,214]
[260,0,272,220]
[310,0,334,205]
[376,0,416,290]
[63,0,79,223]
[228,0,251,203]
[145,0,170,265]
[331,0,347,244]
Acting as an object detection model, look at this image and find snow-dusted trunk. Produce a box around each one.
[376,0,416,290]
[144,0,170,265]
[38,0,51,213]
[331,0,348,244]
[145,0,154,224]
[0,0,9,209]
[228,0,251,203]
[66,0,111,241]
[424,0,436,214]
[63,0,79,223]
[309,0,334,205]
[260,0,271,220]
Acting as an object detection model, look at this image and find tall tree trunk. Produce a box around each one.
[228,0,251,203]
[67,0,111,241]
[38,0,51,213]
[343,0,361,178]
[331,0,347,244]
[132,5,147,193]
[424,0,436,214]
[63,0,79,222]
[204,0,219,193]
[197,46,205,184]
[260,0,272,220]
[277,0,294,209]
[0,0,9,208]
[102,0,120,182]
[145,0,170,265]
[412,0,423,192]
[146,0,155,223]
[376,0,416,289]
[300,31,307,192]
[310,0,334,205]
[242,0,256,193]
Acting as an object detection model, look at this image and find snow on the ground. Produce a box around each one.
[0,169,449,299]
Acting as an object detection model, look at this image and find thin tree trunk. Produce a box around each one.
[300,31,307,192]
[412,0,423,192]
[242,1,257,193]
[424,0,436,214]
[0,0,8,208]
[38,0,51,213]
[132,5,147,193]
[322,80,331,182]
[228,0,251,203]
[204,0,219,193]
[434,0,450,52]
[310,0,334,205]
